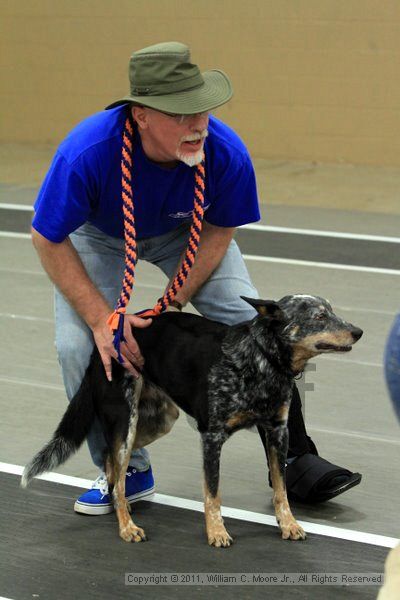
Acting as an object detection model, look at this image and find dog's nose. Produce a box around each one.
[351,327,363,341]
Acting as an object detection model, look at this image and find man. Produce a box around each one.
[31,42,361,515]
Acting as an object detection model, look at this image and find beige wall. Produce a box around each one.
[2,0,400,166]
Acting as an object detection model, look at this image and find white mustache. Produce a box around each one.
[180,130,209,143]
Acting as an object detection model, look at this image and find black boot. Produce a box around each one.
[259,384,362,503]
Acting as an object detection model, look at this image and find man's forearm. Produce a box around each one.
[31,227,112,329]
[173,221,235,306]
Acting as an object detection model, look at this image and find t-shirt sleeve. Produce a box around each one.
[204,153,261,228]
[32,151,94,242]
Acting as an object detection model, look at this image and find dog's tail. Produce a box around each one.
[21,370,95,488]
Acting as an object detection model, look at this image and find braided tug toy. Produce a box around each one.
[107,113,206,363]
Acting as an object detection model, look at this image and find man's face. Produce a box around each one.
[132,106,209,167]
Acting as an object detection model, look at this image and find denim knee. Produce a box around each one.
[190,240,259,325]
[55,326,94,401]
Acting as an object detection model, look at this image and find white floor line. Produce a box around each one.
[0,202,33,211]
[0,267,45,276]
[1,461,398,549]
[1,237,398,276]
[0,376,64,392]
[243,254,400,276]
[0,232,30,239]
[308,427,400,447]
[0,328,390,372]
[334,305,397,317]
[1,206,399,244]
[0,312,53,323]
[322,355,382,368]
[1,231,399,274]
[0,289,396,320]
[241,223,400,244]
[0,265,164,290]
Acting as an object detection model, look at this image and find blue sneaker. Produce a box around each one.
[74,466,155,515]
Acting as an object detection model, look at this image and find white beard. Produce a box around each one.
[176,129,208,167]
[176,147,205,167]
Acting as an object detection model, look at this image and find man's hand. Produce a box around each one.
[29,229,154,382]
[93,314,152,382]
[121,313,153,374]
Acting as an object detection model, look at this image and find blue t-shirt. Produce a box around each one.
[33,106,260,242]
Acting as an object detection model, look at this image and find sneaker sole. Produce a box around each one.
[74,486,155,516]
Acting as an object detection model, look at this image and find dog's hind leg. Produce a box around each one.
[264,411,306,541]
[201,432,233,548]
[111,375,147,543]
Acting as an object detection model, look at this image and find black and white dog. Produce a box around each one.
[22,295,362,547]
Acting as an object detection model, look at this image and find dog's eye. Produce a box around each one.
[315,313,327,320]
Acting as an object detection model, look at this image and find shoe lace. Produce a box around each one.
[91,473,109,497]
[90,468,138,499]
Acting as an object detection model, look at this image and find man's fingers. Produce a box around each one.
[121,329,144,365]
[99,341,120,383]
[136,317,153,328]
[126,315,153,328]
[123,319,145,365]
[99,348,140,381]
[100,352,114,382]
[120,343,144,368]
[119,353,141,379]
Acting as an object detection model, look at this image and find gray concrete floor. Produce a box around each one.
[0,162,399,599]
[0,206,399,542]
[1,472,389,600]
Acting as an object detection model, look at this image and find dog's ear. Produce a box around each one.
[241,296,284,320]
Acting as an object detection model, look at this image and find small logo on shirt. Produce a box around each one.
[169,204,210,219]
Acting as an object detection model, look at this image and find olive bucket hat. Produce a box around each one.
[106,41,233,114]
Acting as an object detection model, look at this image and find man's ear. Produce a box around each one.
[132,105,149,129]
[241,296,284,320]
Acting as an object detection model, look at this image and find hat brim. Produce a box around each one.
[105,69,233,113]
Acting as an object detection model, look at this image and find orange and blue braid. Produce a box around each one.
[107,114,137,362]
[108,112,206,362]
[139,160,206,317]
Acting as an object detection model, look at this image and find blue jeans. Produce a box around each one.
[54,222,258,470]
[384,313,400,423]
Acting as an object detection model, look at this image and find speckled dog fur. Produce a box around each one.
[22,295,363,547]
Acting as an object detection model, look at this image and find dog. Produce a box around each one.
[22,295,363,547]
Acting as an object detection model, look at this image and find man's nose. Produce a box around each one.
[189,112,209,131]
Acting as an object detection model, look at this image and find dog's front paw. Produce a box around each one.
[207,527,233,548]
[280,520,306,541]
[120,521,148,543]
